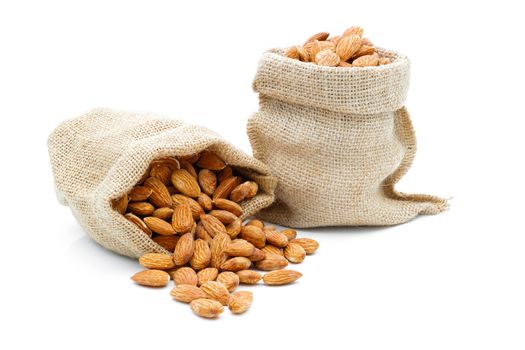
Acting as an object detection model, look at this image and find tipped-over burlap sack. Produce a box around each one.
[247,47,447,228]
[49,108,277,258]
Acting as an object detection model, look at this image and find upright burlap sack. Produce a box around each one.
[49,108,277,258]
[247,48,447,227]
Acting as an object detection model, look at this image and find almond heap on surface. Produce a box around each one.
[284,26,391,67]
[120,150,319,318]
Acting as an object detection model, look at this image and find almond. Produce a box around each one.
[236,270,262,284]
[197,193,213,211]
[150,157,180,171]
[196,222,213,245]
[200,281,230,305]
[284,243,306,263]
[379,57,391,65]
[297,46,310,62]
[263,270,302,285]
[131,270,170,287]
[210,232,231,269]
[172,267,198,286]
[248,248,266,262]
[352,45,375,59]
[285,46,300,59]
[343,26,364,38]
[336,34,362,62]
[255,254,289,271]
[265,230,289,248]
[151,207,172,221]
[261,245,284,257]
[217,271,240,292]
[217,166,233,183]
[173,232,195,265]
[281,229,297,241]
[112,194,128,215]
[213,198,243,217]
[150,164,172,185]
[171,194,204,220]
[224,239,255,257]
[246,219,264,228]
[239,225,266,248]
[230,181,258,202]
[171,169,201,198]
[338,61,353,67]
[304,31,329,44]
[200,214,227,238]
[196,150,226,171]
[197,267,219,286]
[172,203,194,233]
[152,235,179,251]
[127,201,155,216]
[144,177,173,208]
[315,49,340,66]
[220,257,252,272]
[304,40,322,59]
[290,238,319,254]
[178,153,200,164]
[128,186,152,202]
[178,159,198,179]
[212,176,242,200]
[208,210,238,225]
[139,253,176,270]
[361,37,373,46]
[198,169,217,196]
[190,298,224,318]
[143,217,176,235]
[228,291,253,314]
[190,239,211,270]
[124,213,152,237]
[226,218,243,238]
[354,51,379,66]
[170,284,207,303]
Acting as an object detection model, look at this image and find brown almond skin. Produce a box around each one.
[229,291,253,314]
[245,219,264,228]
[200,214,227,238]
[152,207,174,221]
[178,153,200,164]
[208,210,238,225]
[196,150,226,171]
[190,298,224,318]
[150,164,172,185]
[196,223,213,245]
[197,267,219,286]
[172,267,198,286]
[236,270,262,285]
[255,254,289,271]
[200,281,230,305]
[144,177,173,208]
[262,245,284,257]
[224,239,255,257]
[138,253,175,270]
[248,248,266,262]
[171,194,204,220]
[226,218,242,238]
[281,229,297,241]
[217,271,240,292]
[113,194,128,215]
[127,202,155,216]
[170,284,207,303]
[263,270,302,285]
[210,232,231,269]
[284,242,306,263]
[152,235,179,251]
[143,217,176,236]
[265,230,289,248]
[197,193,213,211]
[173,232,195,265]
[212,176,242,200]
[198,169,217,196]
[171,169,201,198]
[172,203,194,233]
[190,239,211,270]
[128,186,152,202]
[290,238,319,254]
[220,257,252,272]
[217,166,233,183]
[213,198,243,217]
[239,225,266,248]
[125,213,152,237]
[131,270,170,287]
[179,159,198,178]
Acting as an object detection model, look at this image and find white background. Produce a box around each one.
[1,0,524,349]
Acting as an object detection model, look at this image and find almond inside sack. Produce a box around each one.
[247,48,448,227]
[48,108,277,258]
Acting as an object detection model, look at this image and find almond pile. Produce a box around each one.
[285,26,391,68]
[114,150,319,318]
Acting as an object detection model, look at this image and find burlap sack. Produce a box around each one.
[247,47,447,227]
[48,108,277,258]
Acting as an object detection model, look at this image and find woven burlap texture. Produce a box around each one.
[48,108,277,258]
[247,47,447,227]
